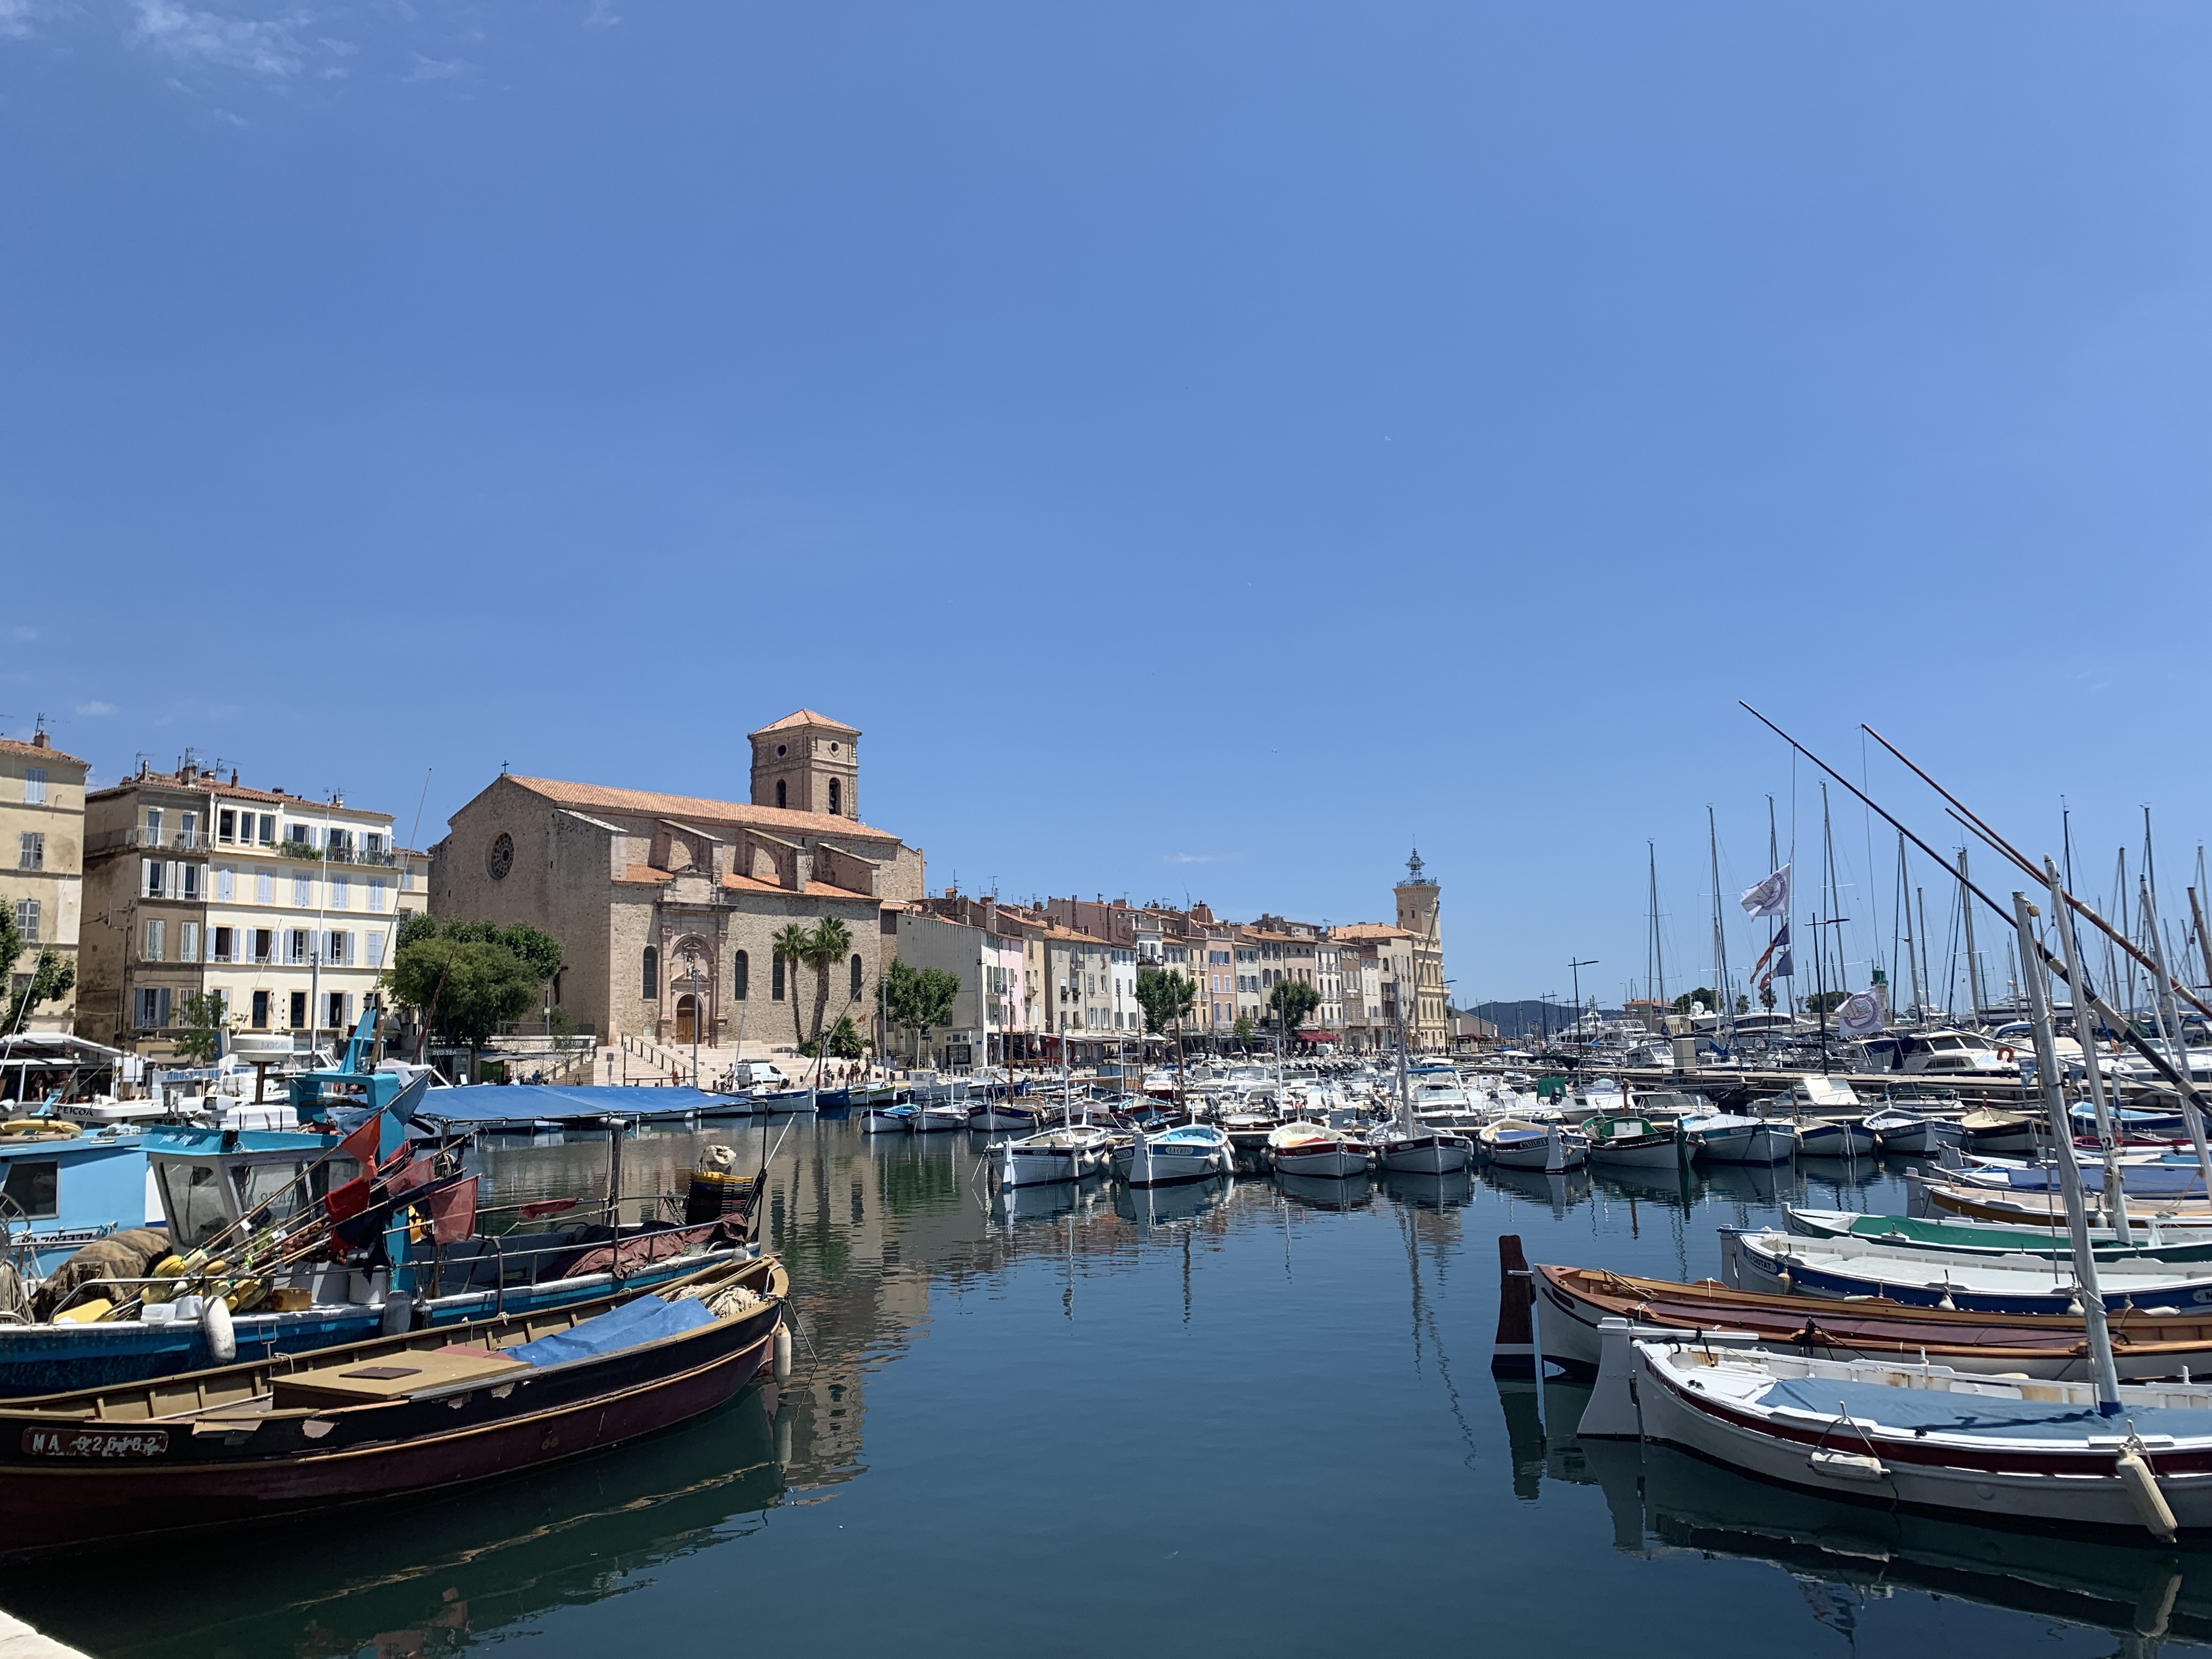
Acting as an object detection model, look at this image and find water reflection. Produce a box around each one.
[0,1116,2168,1659]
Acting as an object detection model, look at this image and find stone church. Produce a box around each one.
[429,710,924,1051]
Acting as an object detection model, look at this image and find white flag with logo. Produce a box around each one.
[1836,988,1886,1040]
[1740,864,1791,920]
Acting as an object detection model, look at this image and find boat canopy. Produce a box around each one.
[414,1085,744,1130]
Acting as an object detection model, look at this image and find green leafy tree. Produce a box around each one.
[384,918,565,1067]
[1671,987,1718,1014]
[881,957,960,1066]
[802,916,855,1046]
[1268,980,1322,1041]
[802,1015,867,1060]
[1758,982,1776,1012]
[1804,990,1849,1016]
[0,907,75,1035]
[1137,965,1198,1105]
[1232,1014,1255,1049]
[168,990,235,1066]
[772,922,812,1048]
[1735,994,1751,1015]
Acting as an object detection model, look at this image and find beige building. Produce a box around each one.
[0,730,89,1033]
[78,761,425,1057]
[428,711,924,1051]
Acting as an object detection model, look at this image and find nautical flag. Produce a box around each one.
[1740,864,1791,920]
[338,1110,382,1170]
[1749,922,1793,986]
[1837,989,1886,1039]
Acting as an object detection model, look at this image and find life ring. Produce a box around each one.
[1996,1046,2016,1064]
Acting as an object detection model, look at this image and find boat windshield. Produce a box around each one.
[157,1160,230,1248]
[234,1160,319,1228]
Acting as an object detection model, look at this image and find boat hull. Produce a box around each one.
[1585,1138,1680,1168]
[1271,1146,1372,1178]
[1797,1121,1878,1158]
[1378,1136,1472,1176]
[0,1307,778,1555]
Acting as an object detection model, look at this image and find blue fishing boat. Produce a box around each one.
[0,1127,155,1277]
[0,1015,752,1395]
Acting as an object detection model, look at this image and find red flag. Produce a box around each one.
[338,1113,382,1170]
[388,1156,436,1196]
[427,1175,478,1244]
[325,1176,371,1223]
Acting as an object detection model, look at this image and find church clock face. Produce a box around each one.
[487,831,515,881]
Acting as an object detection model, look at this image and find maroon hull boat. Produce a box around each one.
[0,1253,787,1554]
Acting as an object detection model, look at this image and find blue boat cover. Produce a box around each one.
[505,1292,717,1367]
[414,1085,744,1126]
[1761,1374,2212,1442]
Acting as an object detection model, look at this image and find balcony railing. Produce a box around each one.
[87,826,402,865]
[88,827,215,855]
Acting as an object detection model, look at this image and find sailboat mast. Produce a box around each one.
[2012,887,2121,1414]
[1708,806,1732,1046]
[1899,832,1923,1021]
[1959,847,1985,1024]
[1647,843,1666,1008]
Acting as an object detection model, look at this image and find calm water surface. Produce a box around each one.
[5,1119,2210,1659]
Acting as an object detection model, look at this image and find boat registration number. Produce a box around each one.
[20,1427,170,1459]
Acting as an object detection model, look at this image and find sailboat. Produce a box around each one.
[1372,988,1472,1174]
[1576,866,2212,1539]
[999,1039,1112,1186]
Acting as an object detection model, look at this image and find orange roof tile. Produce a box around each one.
[0,736,87,766]
[747,709,859,737]
[719,871,881,900]
[1331,923,1414,941]
[506,775,897,842]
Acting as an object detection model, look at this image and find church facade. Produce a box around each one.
[428,710,924,1051]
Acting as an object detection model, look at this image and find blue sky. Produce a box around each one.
[6,2,2211,1007]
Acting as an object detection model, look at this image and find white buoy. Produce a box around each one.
[773,1324,793,1383]
[2118,1449,2179,1541]
[202,1295,236,1365]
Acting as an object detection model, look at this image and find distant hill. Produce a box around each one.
[1470,1000,1620,1040]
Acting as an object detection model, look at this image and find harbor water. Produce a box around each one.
[2,1116,2206,1659]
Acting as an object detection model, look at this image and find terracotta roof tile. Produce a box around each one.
[719,872,879,900]
[506,775,897,842]
[747,709,860,737]
[1331,923,1414,941]
[0,737,87,766]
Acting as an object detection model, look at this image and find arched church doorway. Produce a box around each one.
[674,994,698,1046]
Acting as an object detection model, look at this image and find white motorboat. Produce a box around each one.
[999,1125,1114,1187]
[1266,1122,1373,1179]
[1578,1319,2212,1540]
[1478,1119,1585,1172]
[860,1104,915,1134]
[1120,1123,1234,1187]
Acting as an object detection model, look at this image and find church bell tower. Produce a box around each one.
[748,709,861,819]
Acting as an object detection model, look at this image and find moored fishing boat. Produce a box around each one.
[1795,1116,1878,1158]
[1577,1320,2212,1538]
[1266,1122,1372,1179]
[0,1252,787,1555]
[1373,1125,1474,1176]
[1478,1119,1584,1172]
[966,1099,1039,1132]
[1581,1113,1680,1169]
[1119,1124,1233,1187]
[1783,1205,2212,1262]
[1517,1249,2212,1383]
[1678,1111,1794,1165]
[1720,1226,2212,1314]
[859,1103,916,1133]
[1961,1107,2040,1156]
[1861,1108,1941,1155]
[998,1125,1113,1187]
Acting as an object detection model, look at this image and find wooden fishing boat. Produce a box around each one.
[1581,1113,1679,1169]
[1580,1320,2212,1538]
[1266,1122,1372,1179]
[1477,1119,1583,1171]
[1783,1206,2212,1262]
[1520,1252,2212,1382]
[0,1252,787,1555]
[1720,1226,2212,1315]
[1960,1107,2040,1156]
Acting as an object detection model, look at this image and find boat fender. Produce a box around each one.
[202,1294,236,1365]
[774,1323,793,1383]
[2118,1448,2179,1542]
[380,1294,414,1336]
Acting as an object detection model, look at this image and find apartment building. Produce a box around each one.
[78,760,428,1058]
[0,730,89,1033]
[900,896,1031,1067]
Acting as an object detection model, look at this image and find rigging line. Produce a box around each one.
[1861,721,2212,1023]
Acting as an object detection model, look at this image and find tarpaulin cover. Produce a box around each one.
[505,1293,716,1368]
[412,1085,744,1127]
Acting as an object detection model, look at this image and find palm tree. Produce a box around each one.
[803,916,855,1049]
[772,922,812,1049]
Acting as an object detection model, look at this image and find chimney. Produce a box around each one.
[30,730,47,750]
[981,896,998,933]
[230,769,238,785]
